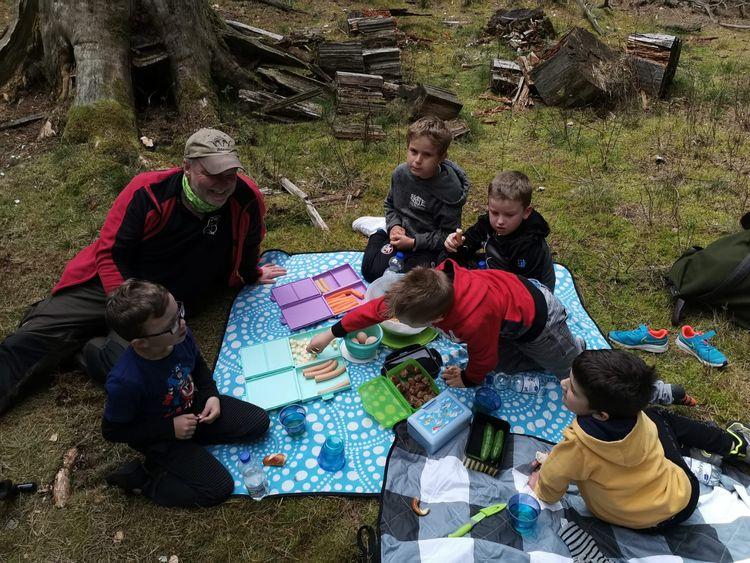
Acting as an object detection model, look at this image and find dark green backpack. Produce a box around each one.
[667,213,750,328]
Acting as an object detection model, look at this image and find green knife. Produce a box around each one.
[447,502,507,538]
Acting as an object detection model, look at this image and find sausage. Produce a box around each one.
[303,360,336,377]
[315,365,347,382]
[317,378,350,395]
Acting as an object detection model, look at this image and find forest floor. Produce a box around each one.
[1,0,749,560]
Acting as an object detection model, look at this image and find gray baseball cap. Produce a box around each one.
[183,128,243,174]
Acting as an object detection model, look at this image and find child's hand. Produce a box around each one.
[198,396,221,424]
[444,232,463,252]
[389,225,406,239]
[307,329,335,355]
[528,467,541,490]
[442,365,464,388]
[174,414,198,439]
[258,263,287,284]
[390,233,415,250]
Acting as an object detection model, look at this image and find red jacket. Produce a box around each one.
[339,260,545,385]
[53,167,266,295]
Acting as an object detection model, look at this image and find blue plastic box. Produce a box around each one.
[406,390,473,455]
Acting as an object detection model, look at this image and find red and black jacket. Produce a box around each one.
[53,167,266,298]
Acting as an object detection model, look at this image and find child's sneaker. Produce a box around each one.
[608,325,669,353]
[675,326,729,368]
[726,421,750,461]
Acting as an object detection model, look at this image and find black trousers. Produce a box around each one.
[132,396,270,508]
[0,279,123,414]
[643,406,736,531]
[360,230,444,283]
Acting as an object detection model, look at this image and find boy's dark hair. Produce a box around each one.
[386,267,454,325]
[407,116,452,156]
[488,171,532,208]
[572,349,656,418]
[105,279,170,341]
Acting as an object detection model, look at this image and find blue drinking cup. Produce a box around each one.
[317,435,346,472]
[279,404,307,437]
[508,493,540,536]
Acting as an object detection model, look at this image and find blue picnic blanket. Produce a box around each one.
[208,251,608,496]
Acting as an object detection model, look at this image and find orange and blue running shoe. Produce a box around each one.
[676,326,729,368]
[608,324,669,353]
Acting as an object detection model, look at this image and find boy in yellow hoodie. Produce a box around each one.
[529,349,749,531]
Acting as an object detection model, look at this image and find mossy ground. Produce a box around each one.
[1,0,749,560]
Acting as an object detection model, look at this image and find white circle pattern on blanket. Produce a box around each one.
[208,253,609,496]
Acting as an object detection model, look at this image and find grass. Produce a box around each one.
[1,0,750,560]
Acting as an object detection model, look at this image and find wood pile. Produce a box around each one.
[485,8,556,52]
[408,84,463,120]
[333,71,387,141]
[238,89,323,121]
[489,59,523,96]
[317,41,366,74]
[347,13,399,48]
[363,47,402,80]
[625,33,681,98]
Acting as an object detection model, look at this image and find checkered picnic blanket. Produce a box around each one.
[378,423,750,562]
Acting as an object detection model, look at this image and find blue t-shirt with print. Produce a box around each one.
[104,329,202,423]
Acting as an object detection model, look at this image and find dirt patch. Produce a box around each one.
[0,93,62,170]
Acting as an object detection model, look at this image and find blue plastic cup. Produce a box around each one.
[279,404,307,437]
[317,435,346,472]
[508,493,541,536]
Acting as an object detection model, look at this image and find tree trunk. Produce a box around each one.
[0,0,259,148]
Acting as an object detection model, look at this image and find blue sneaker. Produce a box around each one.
[608,324,669,353]
[676,326,728,368]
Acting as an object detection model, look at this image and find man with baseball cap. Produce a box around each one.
[0,128,286,415]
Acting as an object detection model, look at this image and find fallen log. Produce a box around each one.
[0,113,46,130]
[626,33,681,98]
[530,27,630,108]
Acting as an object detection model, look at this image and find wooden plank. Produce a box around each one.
[279,177,329,231]
[332,119,386,141]
[238,89,322,119]
[335,71,384,89]
[223,29,309,69]
[317,41,365,73]
[261,88,323,114]
[225,20,284,42]
[0,113,46,130]
[257,67,327,94]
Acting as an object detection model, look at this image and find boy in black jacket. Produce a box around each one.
[444,170,555,291]
[101,279,268,507]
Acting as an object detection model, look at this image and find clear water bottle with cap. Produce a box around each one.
[238,451,268,500]
[508,374,556,395]
[683,456,721,487]
[388,251,405,273]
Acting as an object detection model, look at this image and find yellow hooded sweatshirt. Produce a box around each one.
[534,411,692,529]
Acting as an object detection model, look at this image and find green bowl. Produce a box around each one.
[345,325,383,360]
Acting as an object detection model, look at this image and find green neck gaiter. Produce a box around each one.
[182,173,221,213]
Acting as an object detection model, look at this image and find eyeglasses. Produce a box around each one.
[140,301,185,338]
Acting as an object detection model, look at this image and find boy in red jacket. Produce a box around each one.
[308,260,581,386]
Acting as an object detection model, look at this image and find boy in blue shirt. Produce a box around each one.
[102,279,269,507]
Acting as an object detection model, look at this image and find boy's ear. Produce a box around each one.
[131,338,148,353]
[592,411,610,422]
[522,205,533,220]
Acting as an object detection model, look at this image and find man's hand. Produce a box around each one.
[198,396,221,424]
[307,329,335,355]
[442,365,465,388]
[444,231,464,253]
[173,414,199,440]
[258,263,288,284]
[390,233,415,251]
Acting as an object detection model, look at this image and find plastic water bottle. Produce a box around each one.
[509,374,545,395]
[388,251,405,273]
[683,456,721,487]
[239,451,268,500]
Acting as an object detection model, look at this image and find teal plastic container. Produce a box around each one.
[345,325,383,360]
